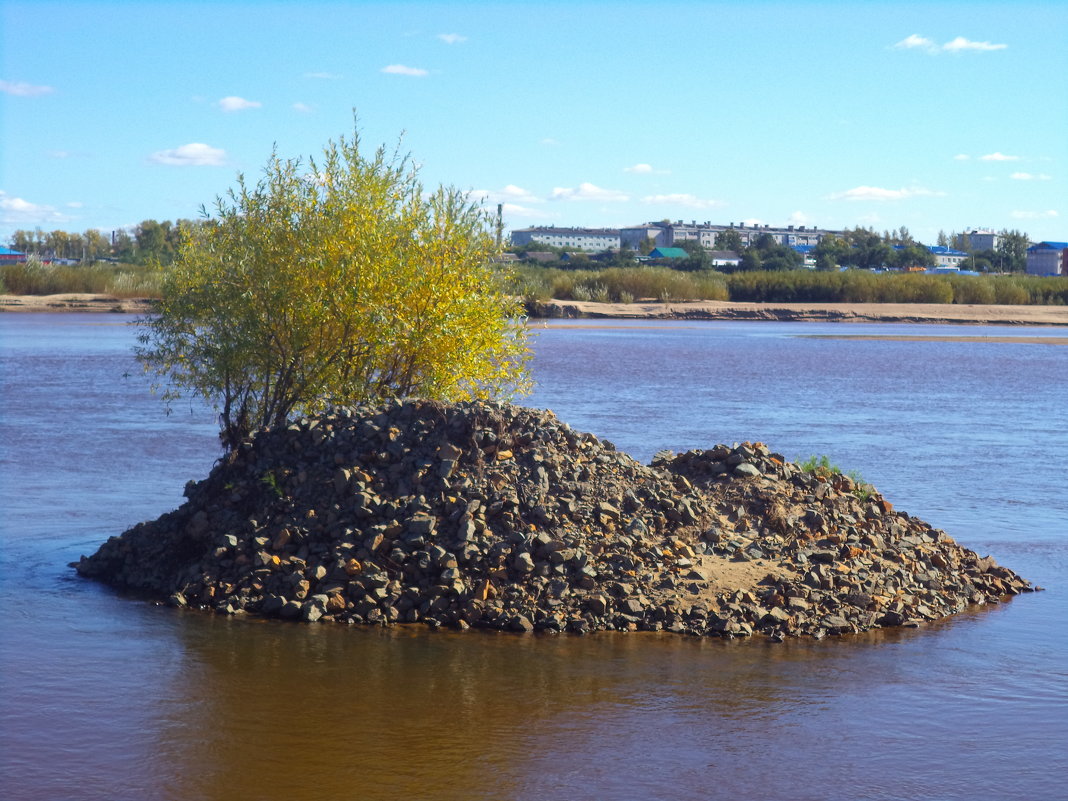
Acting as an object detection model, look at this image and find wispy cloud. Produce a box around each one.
[382,64,429,77]
[0,191,70,224]
[894,34,938,52]
[500,202,551,219]
[149,143,227,166]
[551,183,629,202]
[1010,209,1059,220]
[0,79,55,96]
[292,102,314,113]
[1011,172,1052,181]
[943,36,1007,52]
[953,154,970,161]
[216,96,261,112]
[828,185,944,201]
[624,163,669,175]
[472,184,542,204]
[437,33,467,45]
[540,138,560,146]
[893,34,1007,54]
[641,193,724,209]
[980,152,1020,161]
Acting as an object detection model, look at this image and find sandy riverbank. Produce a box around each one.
[0,293,158,314]
[532,299,1068,326]
[4,293,1068,326]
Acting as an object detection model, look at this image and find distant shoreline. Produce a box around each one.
[4,293,1068,327]
[0,293,158,315]
[529,299,1068,327]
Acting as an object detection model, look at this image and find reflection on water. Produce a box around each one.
[1,315,1066,801]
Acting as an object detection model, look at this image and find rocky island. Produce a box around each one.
[76,399,1036,639]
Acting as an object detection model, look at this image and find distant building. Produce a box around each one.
[709,250,742,268]
[510,226,620,252]
[1026,241,1068,276]
[647,247,689,260]
[0,247,27,263]
[622,220,838,251]
[927,246,969,269]
[956,229,999,252]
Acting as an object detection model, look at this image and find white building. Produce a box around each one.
[510,226,620,252]
[621,220,837,251]
[957,229,999,252]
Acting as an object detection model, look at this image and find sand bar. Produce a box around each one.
[4,293,1068,327]
[534,299,1068,326]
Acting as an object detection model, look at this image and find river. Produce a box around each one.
[1,314,1065,800]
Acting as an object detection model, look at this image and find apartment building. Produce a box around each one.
[510,226,620,251]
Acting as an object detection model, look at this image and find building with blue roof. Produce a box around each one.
[0,247,27,263]
[1026,241,1068,276]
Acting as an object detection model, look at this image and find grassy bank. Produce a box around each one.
[515,265,1068,306]
[0,259,162,298]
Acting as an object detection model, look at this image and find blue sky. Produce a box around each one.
[2,0,1066,245]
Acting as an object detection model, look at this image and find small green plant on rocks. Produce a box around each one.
[798,454,874,501]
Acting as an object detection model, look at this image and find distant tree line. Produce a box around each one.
[7,219,204,265]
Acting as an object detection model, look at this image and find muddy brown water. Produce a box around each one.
[1,315,1065,800]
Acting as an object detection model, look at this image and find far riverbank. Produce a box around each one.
[531,298,1068,326]
[0,293,157,314]
[4,292,1068,326]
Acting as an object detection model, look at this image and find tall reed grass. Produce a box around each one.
[513,265,729,303]
[0,258,162,298]
[513,266,1067,306]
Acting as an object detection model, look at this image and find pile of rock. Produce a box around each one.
[75,399,1036,639]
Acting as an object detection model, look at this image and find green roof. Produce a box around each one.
[649,247,689,259]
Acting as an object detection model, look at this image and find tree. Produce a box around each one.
[713,229,743,253]
[136,130,531,451]
[841,227,892,270]
[891,244,935,270]
[672,238,712,271]
[135,219,175,264]
[814,235,848,271]
[83,229,111,261]
[996,229,1030,273]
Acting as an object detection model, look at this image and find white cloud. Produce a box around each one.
[303,71,342,80]
[149,143,227,166]
[641,193,724,209]
[437,33,467,44]
[0,191,71,224]
[382,64,429,77]
[740,217,764,227]
[1010,209,1059,220]
[550,183,629,202]
[828,185,943,201]
[623,163,672,175]
[894,34,937,52]
[953,154,970,161]
[943,36,1007,52]
[893,34,1007,54]
[65,201,83,208]
[471,185,542,204]
[500,202,550,218]
[980,152,1020,161]
[0,79,55,97]
[292,102,314,113]
[217,96,261,112]
[787,210,810,225]
[540,137,560,146]
[1011,172,1052,181]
